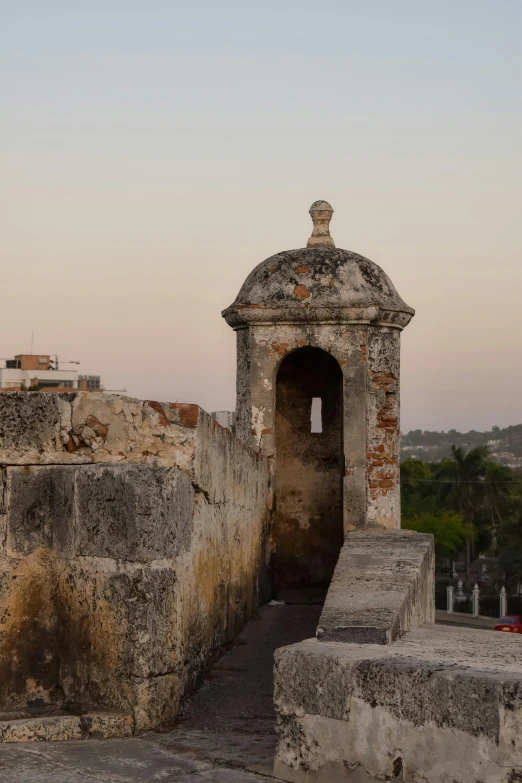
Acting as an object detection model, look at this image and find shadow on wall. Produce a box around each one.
[273,347,344,590]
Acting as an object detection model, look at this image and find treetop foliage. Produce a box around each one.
[401,446,522,586]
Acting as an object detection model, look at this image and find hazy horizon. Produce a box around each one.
[2,1,521,432]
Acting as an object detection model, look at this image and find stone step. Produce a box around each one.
[0,709,133,742]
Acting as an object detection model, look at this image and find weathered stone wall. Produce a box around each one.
[0,393,272,730]
[234,323,401,533]
[274,627,522,782]
[235,327,252,443]
[366,328,401,529]
[0,391,207,469]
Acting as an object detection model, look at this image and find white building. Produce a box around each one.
[211,410,236,431]
[0,354,101,392]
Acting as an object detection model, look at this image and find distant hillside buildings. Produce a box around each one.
[401,425,522,469]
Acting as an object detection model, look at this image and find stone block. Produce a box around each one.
[316,529,434,643]
[4,464,194,562]
[0,393,72,463]
[0,710,133,742]
[274,626,522,782]
[0,392,202,469]
[75,464,194,561]
[5,466,76,557]
[131,673,184,731]
[56,558,180,696]
[0,551,61,709]
[69,394,198,470]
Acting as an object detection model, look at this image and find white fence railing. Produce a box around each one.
[445,582,508,619]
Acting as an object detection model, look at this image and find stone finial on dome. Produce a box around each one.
[307,200,335,248]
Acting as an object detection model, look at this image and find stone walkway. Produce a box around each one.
[0,599,322,782]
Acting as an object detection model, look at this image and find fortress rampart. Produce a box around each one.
[0,392,272,732]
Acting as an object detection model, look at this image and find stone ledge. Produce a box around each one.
[0,710,133,742]
[316,529,434,644]
[0,393,265,492]
[274,625,522,782]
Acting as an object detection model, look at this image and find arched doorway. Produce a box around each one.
[273,347,344,589]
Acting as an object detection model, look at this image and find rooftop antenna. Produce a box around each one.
[30,331,34,355]
[54,355,81,371]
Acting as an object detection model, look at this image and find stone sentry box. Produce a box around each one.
[223,204,522,782]
[223,201,414,588]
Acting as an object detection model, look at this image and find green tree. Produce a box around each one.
[497,478,522,589]
[401,447,522,587]
[435,445,490,582]
[483,460,512,549]
[402,512,473,561]
[401,458,438,517]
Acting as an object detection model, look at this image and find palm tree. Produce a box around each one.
[436,446,490,583]
[484,461,512,549]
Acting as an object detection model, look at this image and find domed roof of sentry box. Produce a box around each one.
[222,201,414,329]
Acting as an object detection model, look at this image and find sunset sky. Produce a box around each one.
[2,1,521,431]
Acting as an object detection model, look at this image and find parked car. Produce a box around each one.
[495,616,522,633]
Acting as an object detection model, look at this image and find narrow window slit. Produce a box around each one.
[311,397,322,433]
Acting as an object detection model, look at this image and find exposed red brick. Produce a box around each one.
[294,264,309,273]
[270,342,290,356]
[379,479,394,488]
[293,284,310,299]
[374,471,394,481]
[66,436,77,453]
[146,400,169,426]
[171,403,200,429]
[85,415,109,438]
[261,428,272,435]
[370,370,396,390]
